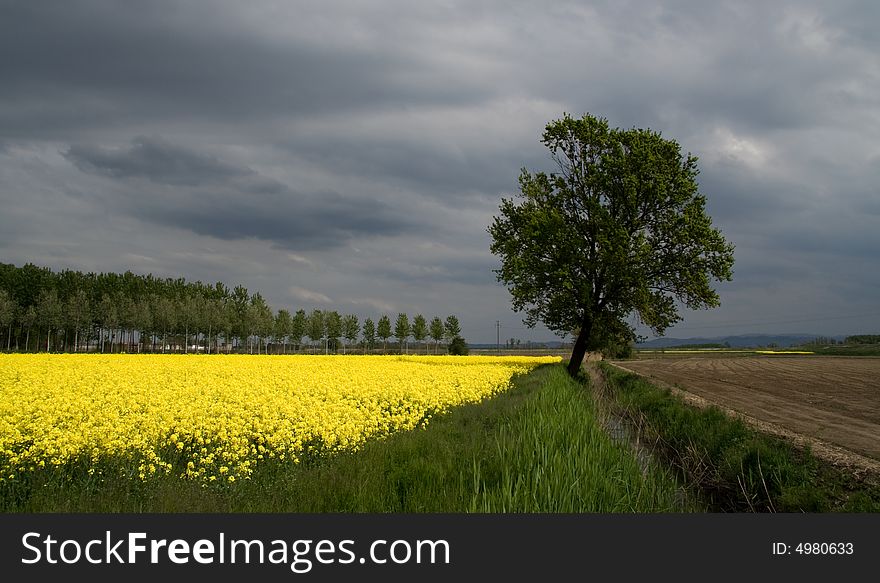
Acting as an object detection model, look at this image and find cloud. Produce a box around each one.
[286,253,316,268]
[63,136,252,186]
[60,135,421,251]
[288,286,332,304]
[343,297,398,314]
[2,0,880,342]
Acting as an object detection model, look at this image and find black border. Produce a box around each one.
[1,513,876,581]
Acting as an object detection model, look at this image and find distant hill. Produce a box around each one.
[473,334,853,350]
[636,334,847,349]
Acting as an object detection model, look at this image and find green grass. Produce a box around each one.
[1,364,692,512]
[791,344,880,357]
[599,363,880,512]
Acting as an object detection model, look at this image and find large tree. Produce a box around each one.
[489,113,734,377]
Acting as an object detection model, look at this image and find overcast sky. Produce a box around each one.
[2,0,879,343]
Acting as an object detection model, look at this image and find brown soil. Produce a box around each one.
[608,356,880,481]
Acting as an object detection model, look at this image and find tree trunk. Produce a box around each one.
[567,314,594,378]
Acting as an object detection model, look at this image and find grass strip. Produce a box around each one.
[599,362,880,512]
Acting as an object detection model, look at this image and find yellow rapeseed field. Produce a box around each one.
[0,354,559,483]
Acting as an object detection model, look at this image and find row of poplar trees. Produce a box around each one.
[0,263,463,354]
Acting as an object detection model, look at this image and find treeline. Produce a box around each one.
[844,335,880,345]
[0,263,465,355]
[800,336,840,347]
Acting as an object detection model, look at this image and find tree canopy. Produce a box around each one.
[489,113,734,376]
[0,262,461,356]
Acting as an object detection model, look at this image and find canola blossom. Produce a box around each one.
[0,354,559,483]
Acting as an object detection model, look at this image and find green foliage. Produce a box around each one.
[361,317,376,351]
[290,309,306,349]
[601,338,633,359]
[600,364,880,512]
[0,290,16,327]
[324,311,342,351]
[447,336,469,355]
[800,344,880,356]
[377,315,392,352]
[801,336,838,346]
[0,261,474,356]
[489,113,734,374]
[394,313,410,353]
[306,309,325,347]
[429,316,444,354]
[342,314,359,350]
[274,309,292,345]
[411,314,427,351]
[443,315,461,341]
[845,335,880,345]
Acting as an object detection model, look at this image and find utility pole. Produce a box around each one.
[496,320,500,355]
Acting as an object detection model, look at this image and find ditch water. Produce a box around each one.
[603,412,654,474]
[601,410,697,510]
[589,364,698,510]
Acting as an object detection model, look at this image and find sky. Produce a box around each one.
[1,0,879,343]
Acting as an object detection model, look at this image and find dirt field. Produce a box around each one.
[610,356,880,475]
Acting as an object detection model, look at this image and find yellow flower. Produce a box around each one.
[0,353,559,483]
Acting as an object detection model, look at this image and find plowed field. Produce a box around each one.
[612,356,880,470]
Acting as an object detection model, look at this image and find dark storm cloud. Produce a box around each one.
[696,163,805,229]
[0,0,494,139]
[61,136,418,251]
[64,136,251,186]
[282,135,534,202]
[361,254,496,287]
[2,0,879,341]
